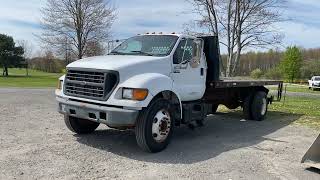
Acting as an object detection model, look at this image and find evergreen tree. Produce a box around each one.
[0,34,24,76]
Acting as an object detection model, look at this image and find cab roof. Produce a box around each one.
[137,33,196,39]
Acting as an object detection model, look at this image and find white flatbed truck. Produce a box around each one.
[55,34,283,152]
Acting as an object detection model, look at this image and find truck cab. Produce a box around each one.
[56,34,282,152]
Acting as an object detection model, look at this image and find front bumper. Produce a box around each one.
[56,96,139,128]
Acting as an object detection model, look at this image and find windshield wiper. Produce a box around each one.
[130,51,154,56]
[109,51,127,55]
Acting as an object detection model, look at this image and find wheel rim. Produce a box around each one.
[152,109,171,143]
[261,98,267,116]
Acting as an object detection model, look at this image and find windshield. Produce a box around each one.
[111,35,179,56]
[314,77,320,81]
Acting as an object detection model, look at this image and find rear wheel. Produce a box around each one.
[243,91,268,121]
[211,104,218,114]
[135,98,174,153]
[251,91,268,121]
[64,116,100,134]
[243,95,253,120]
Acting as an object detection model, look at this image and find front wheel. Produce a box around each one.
[64,116,100,134]
[135,98,174,153]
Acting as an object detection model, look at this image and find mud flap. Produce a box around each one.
[301,134,320,169]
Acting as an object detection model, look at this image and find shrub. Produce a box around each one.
[250,68,264,79]
[264,67,282,80]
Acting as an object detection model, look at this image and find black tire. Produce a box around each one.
[212,104,218,114]
[196,119,205,127]
[196,104,218,126]
[135,98,174,153]
[64,115,100,134]
[251,91,268,121]
[243,94,253,120]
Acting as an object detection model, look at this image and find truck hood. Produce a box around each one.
[67,55,172,81]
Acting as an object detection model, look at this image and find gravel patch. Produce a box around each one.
[0,88,319,179]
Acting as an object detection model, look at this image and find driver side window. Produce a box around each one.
[173,39,193,64]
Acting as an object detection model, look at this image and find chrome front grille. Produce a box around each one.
[64,69,118,100]
[66,71,105,84]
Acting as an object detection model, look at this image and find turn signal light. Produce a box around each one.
[132,89,148,101]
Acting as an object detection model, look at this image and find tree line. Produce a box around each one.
[238,47,320,81]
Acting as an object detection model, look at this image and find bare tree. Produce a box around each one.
[186,0,285,77]
[40,0,116,60]
[17,40,33,59]
[16,40,33,76]
[85,41,106,57]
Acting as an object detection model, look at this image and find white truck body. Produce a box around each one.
[55,34,282,152]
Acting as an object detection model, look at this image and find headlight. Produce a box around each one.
[57,80,63,90]
[122,88,148,101]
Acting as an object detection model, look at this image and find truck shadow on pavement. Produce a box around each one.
[75,111,302,164]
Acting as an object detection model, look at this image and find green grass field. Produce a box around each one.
[0,68,63,88]
[269,96,320,130]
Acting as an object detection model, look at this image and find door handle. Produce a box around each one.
[200,68,204,76]
[173,70,180,73]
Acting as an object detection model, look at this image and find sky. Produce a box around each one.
[0,0,319,56]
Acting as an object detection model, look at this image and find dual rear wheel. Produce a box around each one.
[243,91,268,121]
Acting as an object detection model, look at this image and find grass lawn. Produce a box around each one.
[0,68,63,88]
[269,96,320,130]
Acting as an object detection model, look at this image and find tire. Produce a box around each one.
[64,115,100,134]
[196,104,218,126]
[243,95,253,120]
[212,104,218,114]
[135,98,174,153]
[251,91,268,121]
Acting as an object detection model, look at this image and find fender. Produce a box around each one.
[116,73,183,118]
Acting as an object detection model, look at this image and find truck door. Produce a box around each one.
[171,38,206,101]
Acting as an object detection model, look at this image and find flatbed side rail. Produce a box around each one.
[206,80,284,102]
[210,80,284,89]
